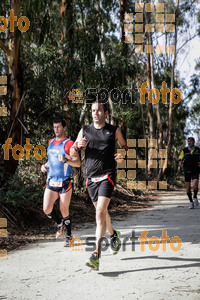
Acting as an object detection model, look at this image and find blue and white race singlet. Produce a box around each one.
[47,138,73,182]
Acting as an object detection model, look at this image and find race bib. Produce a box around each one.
[91,174,108,183]
[49,179,62,187]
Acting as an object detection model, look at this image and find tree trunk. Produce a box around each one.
[59,0,75,133]
[120,0,128,86]
[167,0,179,158]
[119,0,128,136]
[59,0,74,59]
[158,0,180,181]
[144,7,154,140]
[0,0,23,174]
[60,0,74,104]
[120,0,128,60]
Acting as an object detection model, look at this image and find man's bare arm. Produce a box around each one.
[69,146,81,167]
[71,128,87,154]
[115,128,128,151]
[114,128,128,163]
[57,133,83,167]
[74,129,83,145]
[41,161,49,172]
[57,146,81,167]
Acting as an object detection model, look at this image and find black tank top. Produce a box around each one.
[83,123,117,178]
[183,146,200,172]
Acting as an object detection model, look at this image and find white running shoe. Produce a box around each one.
[189,202,194,209]
[193,198,199,208]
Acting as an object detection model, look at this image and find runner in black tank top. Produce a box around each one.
[73,101,128,270]
[83,123,117,180]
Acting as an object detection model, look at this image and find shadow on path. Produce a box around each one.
[99,255,200,277]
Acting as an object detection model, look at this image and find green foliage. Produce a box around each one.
[0,0,193,194]
[0,170,42,206]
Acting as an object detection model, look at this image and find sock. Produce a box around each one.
[63,215,71,236]
[194,190,198,198]
[110,229,116,238]
[94,249,101,257]
[187,191,193,202]
[46,208,62,224]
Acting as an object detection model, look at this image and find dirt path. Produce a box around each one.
[0,190,200,300]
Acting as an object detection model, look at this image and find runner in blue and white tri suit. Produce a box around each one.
[41,118,80,246]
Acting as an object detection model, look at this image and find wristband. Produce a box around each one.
[74,141,80,152]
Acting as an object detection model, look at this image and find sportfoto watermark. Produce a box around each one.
[67,82,181,105]
[138,230,182,252]
[69,230,182,253]
[139,82,181,104]
[117,138,168,190]
[0,76,7,117]
[0,9,30,33]
[0,218,7,259]
[2,138,46,160]
[124,3,176,54]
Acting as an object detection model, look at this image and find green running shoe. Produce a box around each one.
[85,251,100,271]
[110,230,120,255]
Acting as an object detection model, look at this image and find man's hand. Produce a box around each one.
[41,164,48,173]
[120,145,128,151]
[78,136,87,149]
[58,154,72,162]
[114,153,124,163]
[179,160,183,167]
[177,165,181,174]
[58,154,65,162]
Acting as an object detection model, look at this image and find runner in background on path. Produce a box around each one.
[179,137,200,209]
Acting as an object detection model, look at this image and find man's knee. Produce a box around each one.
[96,208,107,222]
[43,198,55,215]
[43,207,52,215]
[43,201,54,215]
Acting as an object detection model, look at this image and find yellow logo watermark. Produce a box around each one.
[124,2,176,54]
[68,237,84,251]
[68,230,182,253]
[0,76,8,117]
[0,218,7,259]
[139,82,182,104]
[117,138,167,190]
[2,138,46,161]
[0,9,30,33]
[68,89,84,103]
[138,230,182,252]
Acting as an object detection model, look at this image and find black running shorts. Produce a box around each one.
[184,171,199,182]
[86,177,115,202]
